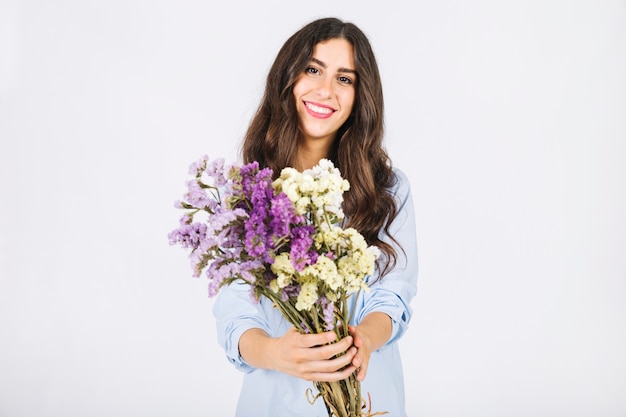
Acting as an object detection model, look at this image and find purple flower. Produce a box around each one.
[230,165,289,264]
[206,261,232,297]
[281,284,300,302]
[188,154,209,176]
[185,180,219,212]
[189,249,207,278]
[178,213,192,226]
[318,296,336,331]
[300,322,312,334]
[269,193,297,238]
[289,225,316,271]
[168,223,207,250]
[206,158,227,187]
[206,258,264,297]
[244,215,269,260]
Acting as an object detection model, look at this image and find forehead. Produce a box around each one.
[311,38,355,69]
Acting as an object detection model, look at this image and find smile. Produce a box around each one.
[304,102,335,118]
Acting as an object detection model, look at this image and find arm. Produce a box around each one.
[349,169,419,380]
[213,281,358,381]
[348,311,392,381]
[239,327,357,382]
[213,170,417,382]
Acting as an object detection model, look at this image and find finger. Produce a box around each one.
[323,346,356,370]
[307,364,358,382]
[298,346,356,374]
[300,331,338,348]
[353,351,368,381]
[312,336,353,360]
[348,325,366,347]
[356,359,369,381]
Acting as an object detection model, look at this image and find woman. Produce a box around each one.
[213,17,418,416]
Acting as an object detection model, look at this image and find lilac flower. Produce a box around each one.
[185,180,218,211]
[244,214,269,259]
[269,193,297,238]
[229,166,280,263]
[239,160,260,178]
[300,322,312,334]
[229,161,262,205]
[205,158,227,187]
[189,249,207,278]
[170,156,378,417]
[206,258,265,297]
[281,284,300,302]
[318,296,336,330]
[167,223,207,250]
[178,213,192,226]
[188,154,209,176]
[240,260,264,282]
[220,223,246,252]
[206,261,233,297]
[209,208,247,234]
[289,225,316,271]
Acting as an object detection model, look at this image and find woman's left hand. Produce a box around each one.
[348,312,393,381]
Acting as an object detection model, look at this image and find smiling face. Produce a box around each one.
[293,38,356,155]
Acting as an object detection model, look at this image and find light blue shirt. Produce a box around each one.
[213,168,418,416]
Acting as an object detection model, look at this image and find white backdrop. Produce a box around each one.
[1,1,625,416]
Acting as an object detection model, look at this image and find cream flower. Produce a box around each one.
[310,255,342,291]
[296,281,318,311]
[271,253,296,289]
[269,159,378,306]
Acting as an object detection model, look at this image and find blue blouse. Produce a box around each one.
[213,168,419,416]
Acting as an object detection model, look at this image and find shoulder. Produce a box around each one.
[389,166,413,201]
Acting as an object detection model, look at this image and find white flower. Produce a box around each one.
[296,281,318,311]
[268,159,378,307]
[305,255,342,291]
[295,196,311,215]
[271,253,296,289]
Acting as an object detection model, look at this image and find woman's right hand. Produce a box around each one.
[239,327,357,382]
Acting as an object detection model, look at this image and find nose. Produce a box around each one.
[315,75,333,98]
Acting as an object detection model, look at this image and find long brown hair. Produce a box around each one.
[241,17,399,278]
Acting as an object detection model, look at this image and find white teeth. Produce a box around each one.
[306,102,333,114]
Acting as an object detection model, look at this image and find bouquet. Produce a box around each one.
[168,156,384,417]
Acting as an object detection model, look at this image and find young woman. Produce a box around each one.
[213,17,418,416]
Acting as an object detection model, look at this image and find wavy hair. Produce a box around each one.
[241,17,400,278]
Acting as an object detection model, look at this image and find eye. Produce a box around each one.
[338,75,353,85]
[305,66,320,75]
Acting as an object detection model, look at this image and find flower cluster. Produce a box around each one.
[168,155,381,416]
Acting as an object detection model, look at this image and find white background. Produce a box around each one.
[1,1,625,416]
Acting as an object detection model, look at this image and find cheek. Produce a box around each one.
[292,77,308,98]
[343,91,356,114]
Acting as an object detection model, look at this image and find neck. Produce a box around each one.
[296,138,333,171]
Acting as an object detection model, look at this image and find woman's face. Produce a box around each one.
[293,38,356,148]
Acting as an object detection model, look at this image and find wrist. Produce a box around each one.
[262,335,279,371]
[239,328,275,370]
[357,312,392,351]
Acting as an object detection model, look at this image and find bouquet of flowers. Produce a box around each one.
[168,155,383,417]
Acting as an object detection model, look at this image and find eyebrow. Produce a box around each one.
[311,57,357,75]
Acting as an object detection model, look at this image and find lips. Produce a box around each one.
[304,101,335,118]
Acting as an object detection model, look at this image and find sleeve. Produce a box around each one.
[354,168,419,347]
[212,281,271,373]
